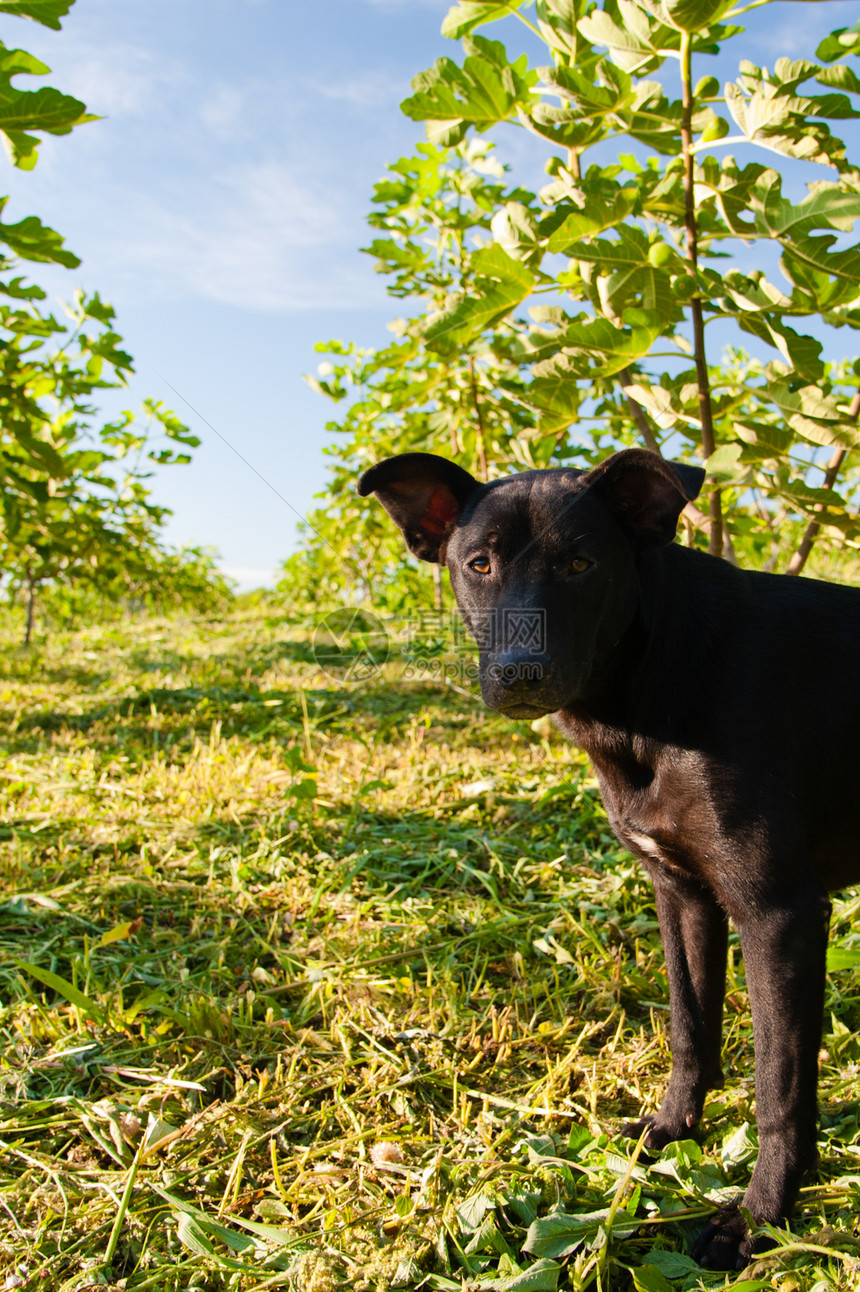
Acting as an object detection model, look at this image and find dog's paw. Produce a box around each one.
[621,1114,689,1152]
[690,1204,748,1269]
[690,1204,776,1270]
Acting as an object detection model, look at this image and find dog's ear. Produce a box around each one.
[584,448,706,549]
[358,452,480,562]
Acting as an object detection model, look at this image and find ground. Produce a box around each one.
[1,606,859,1290]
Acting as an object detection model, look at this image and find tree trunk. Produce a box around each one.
[680,31,722,559]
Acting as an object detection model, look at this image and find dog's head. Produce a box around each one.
[358,449,704,717]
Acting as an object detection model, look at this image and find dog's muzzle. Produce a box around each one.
[480,652,565,718]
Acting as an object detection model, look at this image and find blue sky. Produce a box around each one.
[2,0,857,588]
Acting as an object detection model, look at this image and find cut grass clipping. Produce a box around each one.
[1,607,860,1290]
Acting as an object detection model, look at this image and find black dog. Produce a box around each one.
[359,447,860,1269]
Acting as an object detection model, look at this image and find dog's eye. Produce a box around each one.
[570,557,591,574]
[469,557,491,575]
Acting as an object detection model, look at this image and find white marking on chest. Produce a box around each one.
[625,829,663,858]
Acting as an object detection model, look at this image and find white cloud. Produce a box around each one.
[115,160,381,312]
[198,83,251,138]
[315,70,406,110]
[52,40,186,118]
[1,13,426,316]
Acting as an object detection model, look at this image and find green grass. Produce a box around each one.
[1,607,860,1290]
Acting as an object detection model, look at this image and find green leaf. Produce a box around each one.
[523,1213,588,1259]
[653,1137,701,1164]
[705,442,745,482]
[173,1215,256,1272]
[763,380,860,448]
[817,21,860,64]
[176,1214,217,1258]
[710,1284,774,1292]
[556,223,650,269]
[538,61,636,120]
[537,311,662,380]
[720,1121,758,1169]
[514,370,584,434]
[536,0,589,63]
[501,1187,542,1226]
[15,430,68,476]
[483,1260,561,1291]
[0,208,81,266]
[577,2,677,74]
[1,126,37,166]
[640,1248,701,1277]
[524,1208,637,1258]
[441,0,526,40]
[743,317,824,382]
[663,0,733,34]
[827,944,860,971]
[715,275,826,380]
[751,174,860,286]
[401,36,537,144]
[0,41,95,169]
[0,1,74,28]
[81,291,115,324]
[723,55,860,174]
[153,1187,259,1254]
[0,273,46,299]
[816,61,860,98]
[546,189,638,253]
[491,202,543,265]
[290,777,317,800]
[14,957,105,1022]
[521,98,605,150]
[424,242,535,351]
[464,1212,515,1257]
[631,1266,673,1292]
[457,1191,497,1231]
[218,1214,301,1248]
[98,920,137,948]
[623,380,696,429]
[577,8,650,66]
[734,419,793,458]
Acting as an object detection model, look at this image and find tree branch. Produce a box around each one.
[680,31,722,560]
[784,387,860,576]
[469,356,489,482]
[620,368,660,454]
[619,368,738,564]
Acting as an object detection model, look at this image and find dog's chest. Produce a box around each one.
[604,791,699,876]
[586,744,718,881]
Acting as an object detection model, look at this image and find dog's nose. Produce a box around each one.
[493,652,551,690]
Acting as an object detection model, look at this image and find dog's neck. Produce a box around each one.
[556,543,748,757]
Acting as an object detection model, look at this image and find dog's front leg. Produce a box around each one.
[625,873,728,1148]
[693,888,831,1270]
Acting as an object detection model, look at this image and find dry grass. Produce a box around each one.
[1,607,859,1290]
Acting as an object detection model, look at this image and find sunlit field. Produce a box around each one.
[2,607,860,1291]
